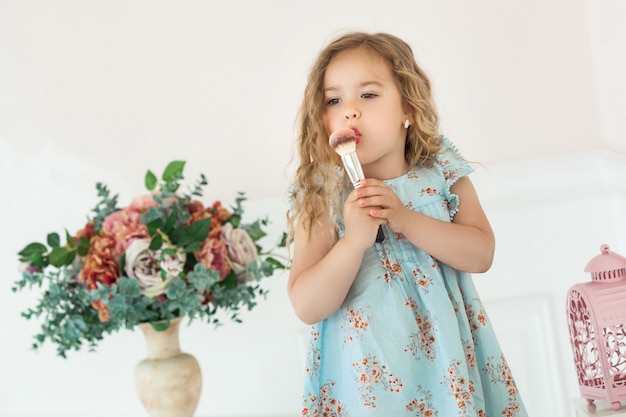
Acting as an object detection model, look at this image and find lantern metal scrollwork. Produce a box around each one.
[567,244,626,410]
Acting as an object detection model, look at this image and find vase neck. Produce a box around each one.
[139,318,183,359]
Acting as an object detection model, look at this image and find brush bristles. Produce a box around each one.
[329,128,356,156]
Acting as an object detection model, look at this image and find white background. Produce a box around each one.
[1,1,625,416]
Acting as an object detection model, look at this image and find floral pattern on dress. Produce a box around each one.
[404,297,437,361]
[441,360,481,417]
[483,355,524,417]
[302,381,349,417]
[419,187,441,197]
[407,170,421,180]
[305,327,321,377]
[413,266,434,294]
[380,257,403,284]
[341,306,370,344]
[406,385,439,417]
[462,339,478,370]
[442,167,463,183]
[464,297,488,343]
[352,355,403,408]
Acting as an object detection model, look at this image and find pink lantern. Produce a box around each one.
[567,244,626,410]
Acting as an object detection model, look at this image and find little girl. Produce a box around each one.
[287,31,528,416]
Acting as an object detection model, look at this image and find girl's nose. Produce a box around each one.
[344,108,361,120]
[344,104,360,120]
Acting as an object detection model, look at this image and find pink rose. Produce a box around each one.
[220,223,258,281]
[129,193,177,213]
[195,238,231,281]
[101,209,148,258]
[128,194,159,212]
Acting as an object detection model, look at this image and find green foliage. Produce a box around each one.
[13,267,119,358]
[92,183,120,232]
[161,160,186,194]
[14,161,289,358]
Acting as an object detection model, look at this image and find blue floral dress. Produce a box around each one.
[299,137,528,417]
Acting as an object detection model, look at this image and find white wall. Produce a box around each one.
[1,1,625,416]
[583,0,626,153]
[2,0,623,202]
[472,149,626,417]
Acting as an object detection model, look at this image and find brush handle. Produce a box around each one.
[375,226,384,243]
[340,152,365,189]
[340,152,384,243]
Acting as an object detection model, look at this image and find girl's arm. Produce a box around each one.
[287,191,384,325]
[360,176,495,273]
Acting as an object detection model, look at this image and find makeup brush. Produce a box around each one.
[329,128,364,188]
[329,128,384,243]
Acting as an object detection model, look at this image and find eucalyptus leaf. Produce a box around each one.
[185,218,211,243]
[243,220,267,241]
[48,247,74,267]
[162,161,185,182]
[146,218,163,237]
[149,233,163,251]
[145,170,157,190]
[77,236,90,256]
[18,242,48,258]
[65,230,76,249]
[142,206,163,225]
[47,232,61,248]
[28,251,44,267]
[118,253,126,275]
[163,210,177,233]
[265,257,285,269]
[184,242,201,253]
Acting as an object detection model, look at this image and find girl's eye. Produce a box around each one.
[362,93,378,99]
[326,98,341,106]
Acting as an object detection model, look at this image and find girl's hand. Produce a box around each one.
[343,185,387,250]
[355,176,495,273]
[354,179,409,235]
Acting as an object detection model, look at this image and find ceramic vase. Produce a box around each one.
[134,318,202,417]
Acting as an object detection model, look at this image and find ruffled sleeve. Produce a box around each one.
[437,136,474,219]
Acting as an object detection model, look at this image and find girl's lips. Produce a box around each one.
[350,127,361,144]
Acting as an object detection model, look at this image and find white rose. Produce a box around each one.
[159,247,186,279]
[220,223,259,276]
[125,238,186,296]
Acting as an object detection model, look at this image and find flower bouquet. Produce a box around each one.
[14,161,287,357]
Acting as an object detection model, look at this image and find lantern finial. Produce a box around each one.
[584,244,626,282]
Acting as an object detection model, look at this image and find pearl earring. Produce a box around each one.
[404,119,410,129]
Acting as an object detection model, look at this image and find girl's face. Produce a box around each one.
[322,48,408,180]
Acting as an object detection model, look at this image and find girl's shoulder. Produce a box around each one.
[435,136,474,218]
[435,134,473,175]
[388,136,474,217]
[436,136,469,166]
[432,135,474,180]
[400,136,472,178]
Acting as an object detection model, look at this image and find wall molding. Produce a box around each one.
[471,148,626,210]
[244,148,626,215]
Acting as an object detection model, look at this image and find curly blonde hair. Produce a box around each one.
[287,31,442,242]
